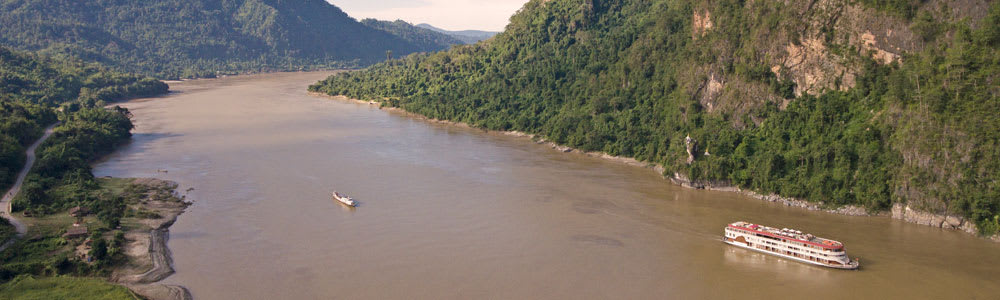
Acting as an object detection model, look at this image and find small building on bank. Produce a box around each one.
[63,225,88,239]
[69,206,90,217]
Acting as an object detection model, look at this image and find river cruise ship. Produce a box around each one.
[723,221,859,269]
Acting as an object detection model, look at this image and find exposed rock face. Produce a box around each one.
[692,10,713,39]
[781,37,856,97]
[687,0,964,124]
[685,135,697,164]
[890,203,936,227]
[890,203,1000,242]
[685,0,931,127]
[860,31,901,64]
[669,173,871,216]
[772,0,920,97]
[671,172,998,241]
[944,215,963,229]
[669,172,733,191]
[702,73,724,112]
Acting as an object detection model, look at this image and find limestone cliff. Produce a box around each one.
[688,0,990,125]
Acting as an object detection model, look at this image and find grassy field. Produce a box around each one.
[1,183,108,281]
[96,178,133,197]
[0,178,179,298]
[0,178,155,274]
[1,210,92,276]
[0,276,137,300]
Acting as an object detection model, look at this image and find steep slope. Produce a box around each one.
[0,0,443,79]
[415,23,498,44]
[312,0,1000,236]
[361,19,465,52]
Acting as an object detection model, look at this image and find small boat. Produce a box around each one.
[723,221,859,269]
[333,191,356,207]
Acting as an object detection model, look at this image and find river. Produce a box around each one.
[93,72,1000,299]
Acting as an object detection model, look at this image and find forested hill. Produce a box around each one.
[0,46,166,197]
[414,24,498,44]
[312,0,1000,236]
[361,19,465,51]
[0,0,445,79]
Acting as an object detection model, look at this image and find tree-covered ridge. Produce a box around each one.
[312,0,1000,235]
[0,0,446,79]
[415,24,499,44]
[361,19,465,53]
[0,46,166,211]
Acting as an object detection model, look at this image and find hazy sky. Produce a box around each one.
[327,0,527,31]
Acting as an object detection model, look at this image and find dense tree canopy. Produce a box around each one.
[360,19,465,54]
[313,0,1000,235]
[0,0,450,79]
[0,47,165,220]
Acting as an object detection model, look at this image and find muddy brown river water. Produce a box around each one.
[93,72,1000,299]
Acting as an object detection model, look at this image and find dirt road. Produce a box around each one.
[0,123,58,250]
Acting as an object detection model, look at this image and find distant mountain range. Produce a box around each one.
[0,0,457,79]
[361,19,465,53]
[415,24,498,44]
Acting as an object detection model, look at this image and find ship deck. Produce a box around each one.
[729,221,844,250]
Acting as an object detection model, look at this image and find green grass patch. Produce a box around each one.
[1,211,103,279]
[95,178,133,197]
[0,275,136,300]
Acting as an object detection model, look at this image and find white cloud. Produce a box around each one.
[328,0,527,31]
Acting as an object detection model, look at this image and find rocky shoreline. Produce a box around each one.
[313,93,1000,242]
[666,170,999,242]
[666,172,873,216]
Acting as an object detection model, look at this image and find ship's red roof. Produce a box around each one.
[728,224,843,250]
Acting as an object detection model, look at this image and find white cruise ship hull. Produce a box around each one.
[724,238,859,270]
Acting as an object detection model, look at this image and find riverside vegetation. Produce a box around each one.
[0,46,176,298]
[0,178,188,300]
[312,0,1000,236]
[1,47,166,197]
[0,0,463,79]
[0,276,135,300]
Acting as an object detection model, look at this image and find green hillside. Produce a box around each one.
[0,47,167,206]
[361,19,465,52]
[415,23,498,44]
[312,0,1000,235]
[0,0,448,79]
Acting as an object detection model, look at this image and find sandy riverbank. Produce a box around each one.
[109,178,192,300]
[311,93,1000,242]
